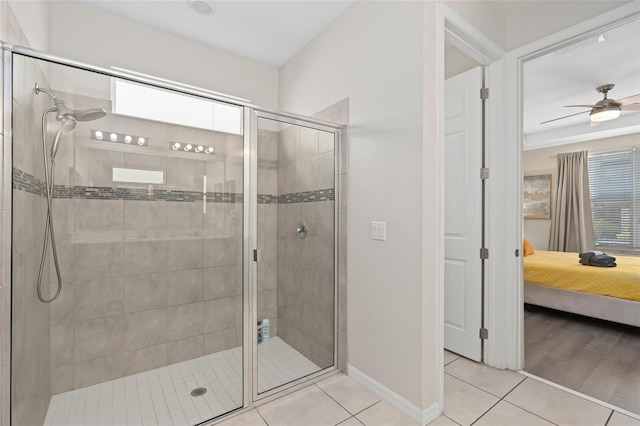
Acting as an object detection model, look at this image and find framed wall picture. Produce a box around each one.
[523,174,552,219]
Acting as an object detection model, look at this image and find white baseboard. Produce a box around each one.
[348,365,441,425]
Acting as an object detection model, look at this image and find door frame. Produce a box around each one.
[247,109,342,403]
[501,1,640,372]
[437,2,505,411]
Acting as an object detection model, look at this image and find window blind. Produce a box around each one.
[588,146,640,251]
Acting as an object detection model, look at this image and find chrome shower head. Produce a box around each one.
[35,83,107,158]
[55,101,107,122]
[35,83,108,123]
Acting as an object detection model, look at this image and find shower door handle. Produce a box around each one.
[253,249,262,262]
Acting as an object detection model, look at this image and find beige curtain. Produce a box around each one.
[549,151,595,252]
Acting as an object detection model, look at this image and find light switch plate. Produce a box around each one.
[371,221,386,241]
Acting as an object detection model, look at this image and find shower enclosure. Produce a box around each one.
[4,47,339,426]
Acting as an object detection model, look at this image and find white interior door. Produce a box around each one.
[444,66,483,361]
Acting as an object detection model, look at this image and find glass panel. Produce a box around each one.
[11,53,243,425]
[256,117,336,394]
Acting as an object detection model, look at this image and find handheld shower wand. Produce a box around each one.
[34,84,107,303]
[50,117,77,159]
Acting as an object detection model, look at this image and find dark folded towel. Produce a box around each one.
[591,254,616,264]
[579,252,596,265]
[578,252,617,267]
[593,263,617,267]
[581,256,617,267]
[579,251,604,258]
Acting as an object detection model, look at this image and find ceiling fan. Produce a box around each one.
[541,84,640,127]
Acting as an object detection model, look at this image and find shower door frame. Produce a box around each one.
[1,43,341,425]
[247,110,341,403]
[2,46,15,426]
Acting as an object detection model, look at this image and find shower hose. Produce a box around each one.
[37,108,63,303]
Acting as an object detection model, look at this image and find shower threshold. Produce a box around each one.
[44,337,319,426]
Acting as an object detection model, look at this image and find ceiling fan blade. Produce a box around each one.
[564,104,598,108]
[540,110,590,124]
[590,120,602,128]
[616,94,640,106]
[620,103,640,111]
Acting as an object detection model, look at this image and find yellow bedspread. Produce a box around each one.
[524,250,640,302]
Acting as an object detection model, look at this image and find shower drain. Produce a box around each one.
[191,387,207,397]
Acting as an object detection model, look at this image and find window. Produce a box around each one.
[111,79,243,135]
[588,146,640,252]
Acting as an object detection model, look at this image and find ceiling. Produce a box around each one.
[77,1,639,150]
[79,0,353,68]
[523,18,640,150]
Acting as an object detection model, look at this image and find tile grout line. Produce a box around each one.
[468,395,503,426]
[444,355,461,367]
[604,409,614,426]
[496,377,533,413]
[254,407,270,426]
[352,400,382,418]
[313,380,380,419]
[500,400,560,426]
[443,371,524,400]
[469,377,560,426]
[442,414,463,426]
[450,374,541,426]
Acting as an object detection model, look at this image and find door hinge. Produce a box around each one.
[480,168,489,180]
[253,249,261,262]
[480,247,489,259]
[480,88,489,100]
[479,328,489,340]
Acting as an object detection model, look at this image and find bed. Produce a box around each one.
[524,250,640,327]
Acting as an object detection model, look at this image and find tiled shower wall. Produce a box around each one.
[312,99,349,371]
[42,91,248,394]
[5,21,54,426]
[276,124,336,368]
[4,39,51,424]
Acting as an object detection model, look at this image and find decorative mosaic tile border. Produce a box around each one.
[55,187,245,203]
[258,194,279,204]
[13,168,45,196]
[14,168,334,204]
[278,189,335,204]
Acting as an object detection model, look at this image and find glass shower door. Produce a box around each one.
[9,52,246,426]
[253,112,338,396]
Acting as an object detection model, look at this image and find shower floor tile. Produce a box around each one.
[44,337,320,426]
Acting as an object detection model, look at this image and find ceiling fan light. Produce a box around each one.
[590,107,620,122]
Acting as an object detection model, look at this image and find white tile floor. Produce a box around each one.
[216,351,640,426]
[45,348,640,426]
[44,337,320,426]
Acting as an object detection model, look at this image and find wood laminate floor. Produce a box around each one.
[525,305,640,415]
